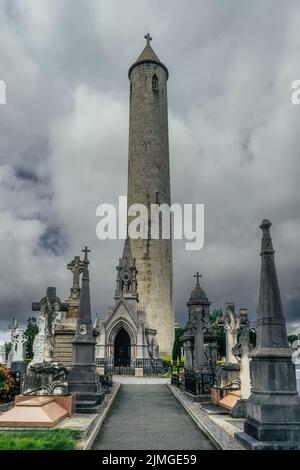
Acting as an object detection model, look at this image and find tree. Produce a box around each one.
[288,335,298,346]
[208,309,226,357]
[0,365,15,402]
[172,327,184,361]
[24,317,39,359]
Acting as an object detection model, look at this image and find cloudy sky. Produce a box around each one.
[0,0,300,342]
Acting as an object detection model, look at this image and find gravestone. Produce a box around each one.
[7,318,18,367]
[181,274,216,400]
[31,287,68,365]
[14,327,26,362]
[0,340,6,364]
[236,220,300,449]
[54,256,84,368]
[231,308,252,417]
[68,247,104,413]
[223,303,240,364]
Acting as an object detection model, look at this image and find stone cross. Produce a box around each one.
[223,303,241,364]
[82,245,91,261]
[194,272,202,286]
[7,318,22,366]
[67,255,84,304]
[68,256,84,289]
[14,327,26,362]
[144,32,152,47]
[31,287,68,365]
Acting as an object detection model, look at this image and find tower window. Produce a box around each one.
[152,74,158,93]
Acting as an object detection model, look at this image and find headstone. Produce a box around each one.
[212,305,241,405]
[223,303,240,364]
[236,219,300,449]
[68,247,104,413]
[0,340,6,364]
[14,327,26,362]
[7,318,18,367]
[180,274,215,400]
[54,256,84,368]
[31,287,68,365]
[231,308,252,417]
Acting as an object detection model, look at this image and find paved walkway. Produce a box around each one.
[92,384,216,450]
[113,376,170,384]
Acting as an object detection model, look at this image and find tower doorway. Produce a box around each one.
[114,328,131,367]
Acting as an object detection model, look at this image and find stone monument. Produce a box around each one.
[181,273,216,399]
[211,304,241,407]
[54,256,84,368]
[223,304,240,364]
[31,287,68,365]
[237,219,300,449]
[7,318,18,367]
[0,340,6,364]
[215,304,241,389]
[231,308,253,417]
[68,247,104,413]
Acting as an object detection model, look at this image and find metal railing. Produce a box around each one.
[96,358,168,376]
[184,370,215,396]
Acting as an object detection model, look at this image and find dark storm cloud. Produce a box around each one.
[0,0,300,340]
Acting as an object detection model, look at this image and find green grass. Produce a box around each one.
[0,429,82,450]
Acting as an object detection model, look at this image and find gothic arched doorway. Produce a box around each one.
[114,328,131,366]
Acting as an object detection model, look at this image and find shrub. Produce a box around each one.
[0,365,15,402]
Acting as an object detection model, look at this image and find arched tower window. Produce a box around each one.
[152,74,158,93]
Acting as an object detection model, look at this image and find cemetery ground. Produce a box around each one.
[0,379,236,450]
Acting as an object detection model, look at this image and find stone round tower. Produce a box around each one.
[127,35,174,356]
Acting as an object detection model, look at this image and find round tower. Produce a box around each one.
[127,35,174,356]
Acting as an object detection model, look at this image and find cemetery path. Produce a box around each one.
[92,384,216,450]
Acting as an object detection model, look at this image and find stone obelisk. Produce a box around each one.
[68,247,103,413]
[127,34,174,355]
[237,220,300,449]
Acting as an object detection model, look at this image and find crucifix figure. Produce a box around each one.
[194,272,202,286]
[144,32,152,47]
[31,287,68,365]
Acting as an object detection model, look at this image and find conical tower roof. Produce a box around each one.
[128,33,169,79]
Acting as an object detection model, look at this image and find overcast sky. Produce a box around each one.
[0,0,300,342]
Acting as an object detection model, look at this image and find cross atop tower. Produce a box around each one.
[82,246,91,262]
[144,32,152,47]
[194,272,202,286]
